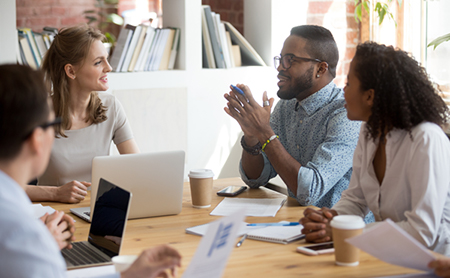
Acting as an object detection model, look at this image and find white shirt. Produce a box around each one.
[0,170,119,278]
[333,122,450,255]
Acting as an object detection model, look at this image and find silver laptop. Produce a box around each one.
[62,178,132,269]
[71,150,185,222]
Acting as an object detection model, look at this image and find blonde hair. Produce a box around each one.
[41,24,107,137]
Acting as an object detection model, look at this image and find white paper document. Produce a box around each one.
[186,221,262,237]
[210,198,286,217]
[346,219,436,272]
[31,203,56,218]
[182,209,246,278]
[67,265,115,277]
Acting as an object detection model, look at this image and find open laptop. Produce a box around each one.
[62,178,132,269]
[71,150,185,222]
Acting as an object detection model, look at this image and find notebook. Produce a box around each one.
[62,178,132,269]
[71,151,185,222]
[245,225,305,244]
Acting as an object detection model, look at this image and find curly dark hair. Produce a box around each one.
[353,42,448,141]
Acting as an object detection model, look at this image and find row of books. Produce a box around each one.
[109,24,180,72]
[201,5,266,69]
[17,27,57,70]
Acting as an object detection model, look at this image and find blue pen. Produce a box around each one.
[247,222,300,227]
[231,84,245,95]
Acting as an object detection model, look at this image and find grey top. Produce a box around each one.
[38,93,133,186]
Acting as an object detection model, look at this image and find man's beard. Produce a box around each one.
[277,66,314,100]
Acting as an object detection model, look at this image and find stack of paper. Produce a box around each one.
[210,198,286,217]
[31,204,56,218]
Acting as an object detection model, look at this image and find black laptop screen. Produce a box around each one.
[88,178,131,257]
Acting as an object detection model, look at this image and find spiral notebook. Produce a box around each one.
[246,225,305,244]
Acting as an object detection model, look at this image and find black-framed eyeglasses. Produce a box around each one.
[23,117,62,140]
[274,54,324,70]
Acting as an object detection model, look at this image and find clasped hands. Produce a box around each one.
[300,207,338,243]
[224,84,274,143]
[40,210,76,250]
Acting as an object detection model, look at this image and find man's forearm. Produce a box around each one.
[262,139,301,194]
[241,150,265,180]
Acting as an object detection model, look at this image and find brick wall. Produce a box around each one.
[16,0,97,32]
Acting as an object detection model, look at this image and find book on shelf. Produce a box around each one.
[134,26,156,71]
[128,25,148,72]
[18,28,41,67]
[120,24,143,72]
[115,24,135,72]
[167,28,181,70]
[18,32,37,69]
[109,24,133,71]
[158,28,176,70]
[109,24,180,72]
[223,21,266,67]
[33,32,48,59]
[201,6,216,68]
[201,5,266,68]
[202,5,225,68]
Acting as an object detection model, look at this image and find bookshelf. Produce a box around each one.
[1,0,285,180]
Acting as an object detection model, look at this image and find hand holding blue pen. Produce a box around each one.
[230,84,245,95]
[247,222,300,227]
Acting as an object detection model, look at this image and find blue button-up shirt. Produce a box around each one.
[240,82,361,208]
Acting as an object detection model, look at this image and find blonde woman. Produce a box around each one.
[26,24,139,203]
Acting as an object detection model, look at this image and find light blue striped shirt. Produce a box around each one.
[240,82,361,209]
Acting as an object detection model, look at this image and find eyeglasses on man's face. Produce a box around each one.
[274,54,324,70]
[23,117,62,140]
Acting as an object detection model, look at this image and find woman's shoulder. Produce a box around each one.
[411,122,449,145]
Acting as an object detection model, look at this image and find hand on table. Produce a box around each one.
[56,180,90,203]
[40,210,75,250]
[121,245,182,278]
[300,207,337,243]
[224,84,274,143]
[429,259,450,277]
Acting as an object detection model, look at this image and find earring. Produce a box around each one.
[316,74,320,78]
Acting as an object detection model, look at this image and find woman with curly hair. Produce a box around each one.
[26,24,139,204]
[300,41,450,256]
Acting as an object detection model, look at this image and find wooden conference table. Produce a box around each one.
[40,178,423,278]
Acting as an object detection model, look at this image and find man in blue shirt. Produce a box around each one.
[224,25,361,208]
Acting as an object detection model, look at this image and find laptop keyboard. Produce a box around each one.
[62,241,111,267]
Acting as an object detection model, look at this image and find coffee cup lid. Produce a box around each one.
[330,215,365,230]
[188,169,214,179]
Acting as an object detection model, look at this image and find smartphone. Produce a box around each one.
[217,185,247,197]
[296,242,334,256]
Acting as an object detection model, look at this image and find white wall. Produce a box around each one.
[0,0,17,64]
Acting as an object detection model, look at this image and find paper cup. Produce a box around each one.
[188,169,214,208]
[112,255,138,273]
[330,215,365,266]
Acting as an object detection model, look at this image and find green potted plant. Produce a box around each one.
[84,0,124,53]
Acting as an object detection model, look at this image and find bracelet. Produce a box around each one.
[262,135,279,152]
[240,136,262,155]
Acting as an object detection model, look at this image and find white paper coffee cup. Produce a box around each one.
[188,169,214,208]
[112,255,138,273]
[330,215,365,266]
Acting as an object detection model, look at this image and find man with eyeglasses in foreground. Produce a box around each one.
[0,64,181,278]
[224,25,363,211]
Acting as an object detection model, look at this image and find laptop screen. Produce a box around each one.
[88,178,131,257]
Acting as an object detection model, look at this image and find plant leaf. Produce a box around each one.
[428,33,450,50]
[106,13,124,25]
[355,3,362,22]
[378,6,387,25]
[363,1,370,13]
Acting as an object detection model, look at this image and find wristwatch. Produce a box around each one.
[240,136,262,155]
